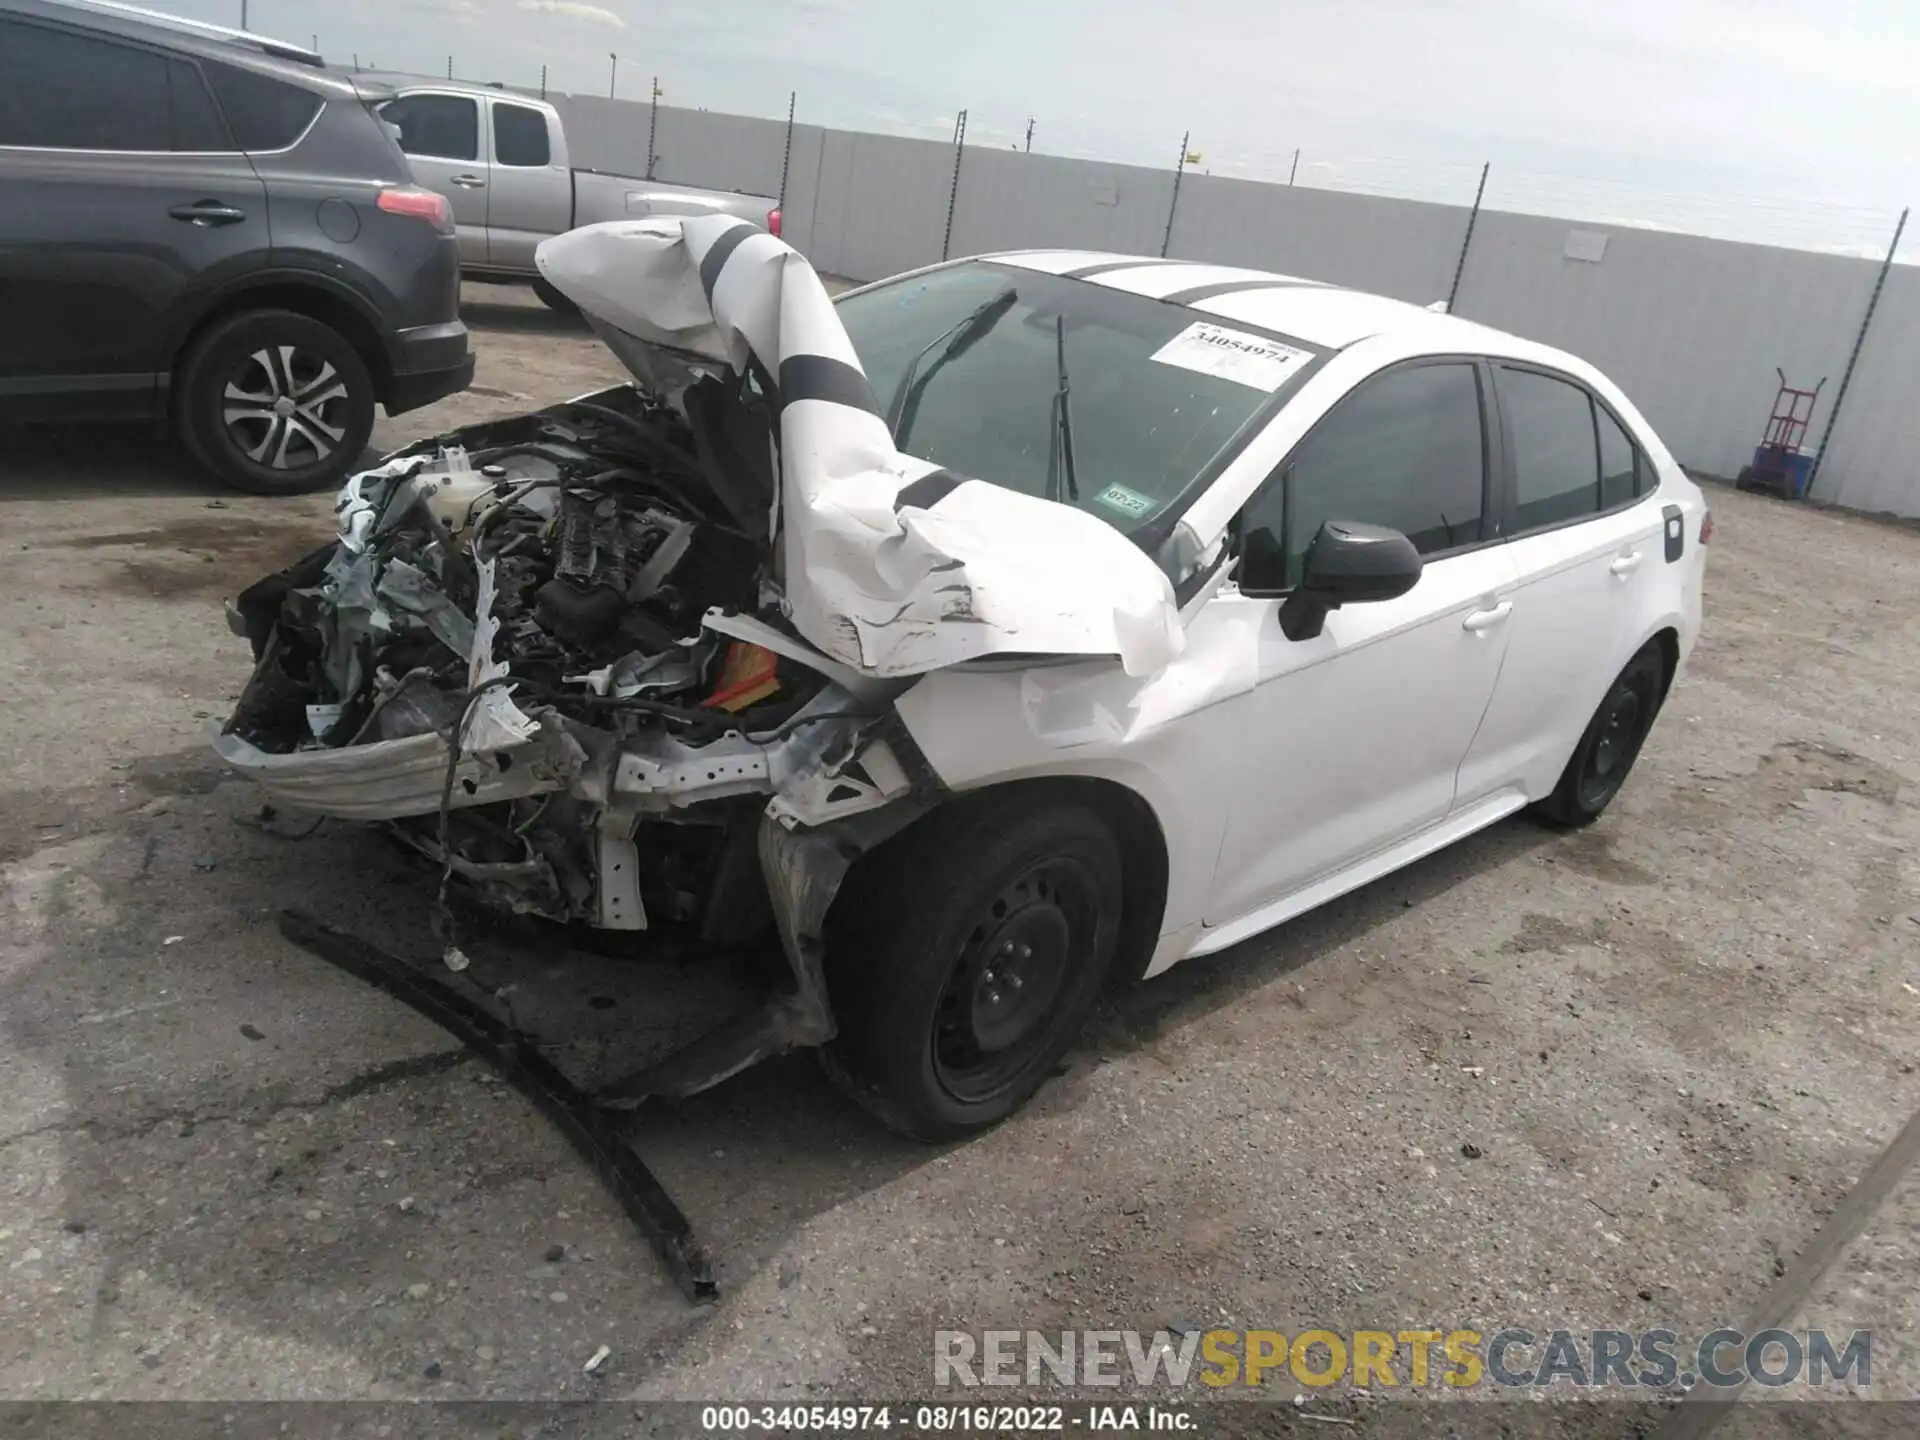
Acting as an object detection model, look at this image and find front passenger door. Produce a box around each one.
[1204,360,1517,931]
[378,92,487,266]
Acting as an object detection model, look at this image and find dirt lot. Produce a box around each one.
[2,282,1917,1425]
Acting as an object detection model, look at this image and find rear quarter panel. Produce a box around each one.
[253,98,460,333]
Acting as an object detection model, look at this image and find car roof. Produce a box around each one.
[13,0,361,97]
[987,249,1553,360]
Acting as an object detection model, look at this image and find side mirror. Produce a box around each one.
[1277,520,1422,641]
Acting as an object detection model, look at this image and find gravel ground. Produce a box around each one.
[1,282,1916,1429]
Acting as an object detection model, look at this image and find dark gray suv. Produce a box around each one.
[0,0,473,493]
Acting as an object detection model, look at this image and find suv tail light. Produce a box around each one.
[766,207,782,238]
[378,186,452,230]
[1700,509,1714,545]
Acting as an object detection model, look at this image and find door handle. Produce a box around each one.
[1462,601,1513,633]
[167,201,247,227]
[449,173,487,188]
[1609,551,1644,577]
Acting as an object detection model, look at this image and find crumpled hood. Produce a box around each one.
[534,217,1185,679]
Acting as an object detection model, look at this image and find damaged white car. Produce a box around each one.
[217,219,1707,1140]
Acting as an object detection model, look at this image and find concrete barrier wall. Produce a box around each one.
[543,91,1919,517]
[1455,213,1882,482]
[1168,176,1472,306]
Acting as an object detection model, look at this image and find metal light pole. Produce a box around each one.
[608,53,619,98]
[1024,117,1034,153]
[239,0,248,30]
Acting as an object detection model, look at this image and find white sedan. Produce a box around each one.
[217,223,1708,1140]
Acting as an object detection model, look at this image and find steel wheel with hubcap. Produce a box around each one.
[178,309,375,495]
[823,793,1125,1141]
[1534,642,1667,826]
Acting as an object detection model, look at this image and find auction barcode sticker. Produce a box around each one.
[1150,321,1313,392]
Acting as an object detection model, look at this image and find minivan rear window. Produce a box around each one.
[203,60,323,151]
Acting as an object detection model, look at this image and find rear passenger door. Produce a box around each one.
[484,98,568,271]
[378,92,487,265]
[0,14,268,420]
[1453,363,1671,806]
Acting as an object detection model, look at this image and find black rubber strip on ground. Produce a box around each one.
[277,909,718,1305]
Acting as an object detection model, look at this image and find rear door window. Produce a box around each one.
[492,103,550,166]
[203,60,322,151]
[1500,366,1603,531]
[0,19,231,152]
[1595,402,1644,508]
[379,94,478,161]
[166,61,231,151]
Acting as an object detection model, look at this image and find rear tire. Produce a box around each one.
[176,309,375,496]
[822,792,1124,1142]
[531,277,580,316]
[1532,642,1667,827]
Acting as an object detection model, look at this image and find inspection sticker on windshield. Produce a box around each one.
[1150,322,1313,392]
[1093,482,1155,519]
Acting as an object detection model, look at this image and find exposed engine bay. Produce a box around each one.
[217,382,920,944]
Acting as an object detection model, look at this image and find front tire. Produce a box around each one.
[823,793,1124,1141]
[531,277,580,316]
[176,309,376,496]
[1532,642,1667,827]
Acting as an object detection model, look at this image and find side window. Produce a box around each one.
[167,59,232,152]
[0,20,226,153]
[379,94,478,161]
[1501,366,1602,530]
[203,60,322,151]
[493,103,550,167]
[1238,363,1487,590]
[1595,403,1641,509]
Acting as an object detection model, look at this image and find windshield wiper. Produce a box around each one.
[1045,313,1080,503]
[885,286,1017,447]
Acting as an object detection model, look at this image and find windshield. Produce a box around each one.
[834,262,1323,536]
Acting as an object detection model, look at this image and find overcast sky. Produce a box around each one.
[153,0,1915,251]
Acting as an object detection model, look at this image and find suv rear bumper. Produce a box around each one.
[384,320,474,415]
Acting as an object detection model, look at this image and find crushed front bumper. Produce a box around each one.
[212,723,582,822]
